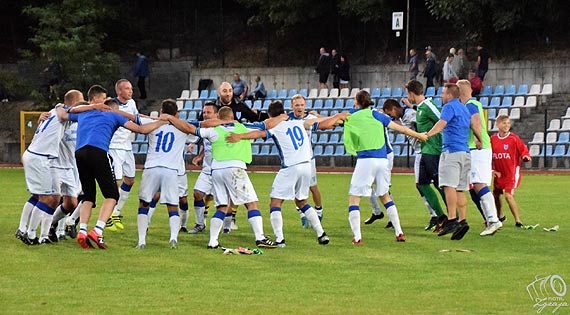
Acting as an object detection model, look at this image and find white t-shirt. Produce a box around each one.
[28,105,65,158]
[142,118,188,171]
[109,98,139,150]
[267,119,316,168]
[51,120,77,169]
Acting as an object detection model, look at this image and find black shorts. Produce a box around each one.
[418,153,440,185]
[319,72,329,84]
[75,146,119,203]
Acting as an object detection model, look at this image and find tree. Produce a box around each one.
[23,0,119,103]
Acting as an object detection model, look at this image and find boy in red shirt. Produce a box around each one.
[490,115,531,227]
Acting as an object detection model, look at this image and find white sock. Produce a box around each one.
[79,223,88,235]
[304,207,325,236]
[56,217,66,236]
[39,212,52,240]
[51,205,67,226]
[298,208,306,219]
[179,210,188,228]
[248,211,265,241]
[147,207,156,225]
[66,201,81,225]
[94,220,105,235]
[137,213,149,245]
[369,191,382,215]
[18,199,36,232]
[386,203,403,236]
[27,207,44,239]
[113,186,131,216]
[348,208,361,241]
[195,206,206,226]
[480,191,499,223]
[314,206,323,218]
[169,213,180,242]
[223,215,232,231]
[209,214,224,247]
[270,208,284,242]
[421,196,437,217]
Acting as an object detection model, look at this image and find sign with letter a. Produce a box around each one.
[392,12,403,31]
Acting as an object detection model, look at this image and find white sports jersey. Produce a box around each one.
[201,139,213,174]
[51,120,77,169]
[27,106,65,158]
[143,119,188,171]
[400,107,420,152]
[109,98,139,150]
[268,119,314,168]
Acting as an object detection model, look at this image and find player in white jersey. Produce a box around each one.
[107,79,139,231]
[227,101,346,246]
[288,94,325,227]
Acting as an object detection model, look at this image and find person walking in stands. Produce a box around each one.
[315,47,331,89]
[134,52,150,99]
[338,55,351,90]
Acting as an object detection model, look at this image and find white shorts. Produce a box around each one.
[194,171,213,195]
[211,168,258,207]
[51,167,81,197]
[270,162,311,201]
[387,152,394,186]
[23,151,57,195]
[414,152,422,183]
[178,173,188,198]
[349,158,390,197]
[310,159,318,186]
[109,149,136,179]
[470,148,493,186]
[139,167,179,205]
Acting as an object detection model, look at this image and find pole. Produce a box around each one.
[405,0,410,63]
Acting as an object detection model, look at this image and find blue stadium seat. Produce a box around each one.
[263,100,272,109]
[245,100,252,107]
[284,99,292,110]
[253,100,262,109]
[493,85,505,96]
[567,146,570,157]
[505,85,516,96]
[552,145,566,157]
[323,145,334,156]
[135,133,146,142]
[179,110,188,120]
[184,101,193,110]
[331,133,342,143]
[299,89,308,98]
[371,88,381,98]
[480,85,493,97]
[251,144,260,155]
[312,99,323,109]
[381,88,391,98]
[487,108,496,120]
[259,145,270,155]
[270,145,279,156]
[391,145,401,156]
[479,97,489,106]
[334,99,344,109]
[313,145,323,156]
[324,99,334,109]
[392,87,403,98]
[501,96,513,107]
[311,133,318,143]
[393,133,406,144]
[329,110,339,116]
[400,145,409,156]
[377,98,387,107]
[139,143,148,154]
[436,87,443,96]
[208,90,217,99]
[345,99,354,108]
[540,145,553,156]
[187,111,197,121]
[425,87,436,97]
[386,131,394,144]
[334,145,345,156]
[517,84,529,96]
[199,90,209,99]
[267,89,277,99]
[433,98,442,107]
[319,110,329,117]
[193,100,203,110]
[557,132,569,144]
[489,97,501,107]
[287,89,297,98]
[317,133,329,144]
[278,89,288,99]
[305,99,312,108]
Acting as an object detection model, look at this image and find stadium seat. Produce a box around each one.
[505,85,516,96]
[329,133,340,143]
[393,133,406,144]
[349,88,359,98]
[334,145,345,156]
[381,88,391,98]
[557,132,569,144]
[525,96,537,108]
[149,111,159,118]
[320,110,329,117]
[425,87,436,97]
[317,133,329,144]
[324,99,334,109]
[179,110,188,120]
[562,107,570,120]
[362,88,371,93]
[334,99,344,109]
[305,99,313,108]
[198,90,209,99]
[489,97,501,107]
[528,84,541,95]
[245,100,252,108]
[497,108,508,118]
[546,132,557,144]
[509,108,521,120]
[541,84,553,95]
[189,90,199,100]
[251,144,260,155]
[193,100,203,110]
[540,145,553,156]
[513,96,525,107]
[329,110,339,116]
[208,90,217,99]
[253,100,262,110]
[392,87,403,98]
[176,100,184,111]
[179,90,190,99]
[267,89,277,99]
[487,108,496,120]
[516,84,529,95]
[270,145,279,156]
[480,85,493,97]
[187,111,197,121]
[345,99,354,108]
[312,99,323,109]
[284,99,292,110]
[135,133,146,143]
[529,132,544,144]
[323,145,334,155]
[311,133,318,143]
[139,143,148,154]
[184,101,193,110]
[371,88,381,98]
[493,85,505,96]
[436,87,443,96]
[560,120,570,131]
[391,145,401,156]
[400,145,409,157]
[313,145,323,156]
[287,89,297,98]
[479,97,489,107]
[262,100,271,109]
[501,96,512,107]
[259,145,270,155]
[567,146,570,157]
[318,89,329,98]
[377,98,387,107]
[553,145,566,157]
[529,144,540,156]
[328,88,339,98]
[299,89,308,98]
[339,88,350,98]
[278,89,288,99]
[547,119,561,131]
[433,98,442,107]
[307,89,319,99]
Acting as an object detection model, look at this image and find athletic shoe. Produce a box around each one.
[87,230,107,249]
[136,244,146,250]
[169,239,178,249]
[223,228,231,234]
[230,219,238,230]
[188,224,206,234]
[207,243,219,249]
[105,218,117,232]
[65,223,78,239]
[275,239,286,248]
[425,216,438,231]
[40,238,54,245]
[351,238,364,246]
[396,233,406,242]
[451,220,470,240]
[179,226,188,233]
[26,236,40,246]
[364,212,385,225]
[111,215,124,230]
[301,216,310,229]
[438,219,459,236]
[499,216,506,222]
[256,237,278,248]
[58,234,67,241]
[317,232,330,245]
[480,221,502,236]
[77,233,93,249]
[48,226,59,243]
[515,222,524,228]
[434,215,448,234]
[385,221,393,229]
[15,229,26,242]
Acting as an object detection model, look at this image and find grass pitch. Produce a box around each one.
[0,168,568,315]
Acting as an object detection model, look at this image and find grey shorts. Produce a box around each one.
[438,151,471,191]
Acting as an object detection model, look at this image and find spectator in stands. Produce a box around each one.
[247,75,266,101]
[456,48,466,79]
[231,73,248,101]
[133,52,149,99]
[476,45,491,81]
[409,49,419,80]
[468,69,483,96]
[315,47,331,89]
[330,49,341,89]
[443,54,458,83]
[424,50,436,88]
[216,81,267,122]
[338,55,350,90]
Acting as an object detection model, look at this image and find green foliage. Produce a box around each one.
[0,69,34,100]
[22,0,120,100]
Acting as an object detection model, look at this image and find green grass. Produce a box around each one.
[1,169,569,315]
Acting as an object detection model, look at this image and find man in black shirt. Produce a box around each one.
[476,45,491,81]
[215,82,268,122]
